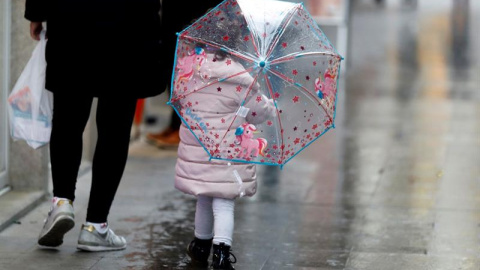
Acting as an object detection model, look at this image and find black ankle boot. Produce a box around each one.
[187,237,213,267]
[211,243,237,270]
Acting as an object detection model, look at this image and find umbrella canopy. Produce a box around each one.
[168,0,343,167]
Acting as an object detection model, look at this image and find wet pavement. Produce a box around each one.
[0,0,479,269]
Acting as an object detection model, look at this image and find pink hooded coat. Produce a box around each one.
[175,53,275,199]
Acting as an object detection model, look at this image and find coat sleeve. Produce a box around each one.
[25,0,48,22]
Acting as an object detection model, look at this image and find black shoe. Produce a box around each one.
[187,237,213,267]
[211,243,237,270]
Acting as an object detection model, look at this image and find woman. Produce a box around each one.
[25,0,165,251]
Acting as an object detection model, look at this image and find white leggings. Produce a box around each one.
[194,195,235,246]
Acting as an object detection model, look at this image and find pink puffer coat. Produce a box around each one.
[175,53,275,199]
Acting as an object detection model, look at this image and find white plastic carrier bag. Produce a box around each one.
[7,31,53,149]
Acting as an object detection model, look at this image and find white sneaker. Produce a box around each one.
[38,198,75,247]
[77,224,127,252]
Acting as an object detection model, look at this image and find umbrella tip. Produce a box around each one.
[259,61,266,68]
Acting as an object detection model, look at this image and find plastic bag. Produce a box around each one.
[7,31,53,149]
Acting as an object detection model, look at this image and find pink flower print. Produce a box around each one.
[274,92,280,99]
[267,120,273,126]
[226,59,232,65]
[236,85,242,92]
[256,96,262,102]
[221,118,226,123]
[292,96,299,103]
[292,69,298,76]
[312,124,318,130]
[294,138,300,144]
[282,42,288,48]
[244,36,250,41]
[223,35,230,41]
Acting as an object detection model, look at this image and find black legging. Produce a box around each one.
[50,92,137,223]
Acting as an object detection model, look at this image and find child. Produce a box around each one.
[172,42,275,268]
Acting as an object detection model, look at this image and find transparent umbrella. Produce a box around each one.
[168,0,343,167]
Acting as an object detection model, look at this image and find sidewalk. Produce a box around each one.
[0,131,339,270]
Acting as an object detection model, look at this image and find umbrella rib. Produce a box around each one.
[264,74,285,162]
[216,72,261,154]
[270,51,340,65]
[268,69,333,121]
[170,67,256,103]
[249,31,261,58]
[264,5,300,60]
[244,12,262,54]
[182,35,256,64]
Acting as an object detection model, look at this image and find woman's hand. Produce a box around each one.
[29,22,43,41]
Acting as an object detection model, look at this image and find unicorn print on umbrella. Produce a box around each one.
[234,123,268,159]
[314,69,336,99]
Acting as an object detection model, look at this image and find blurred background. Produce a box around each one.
[0,0,479,269]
